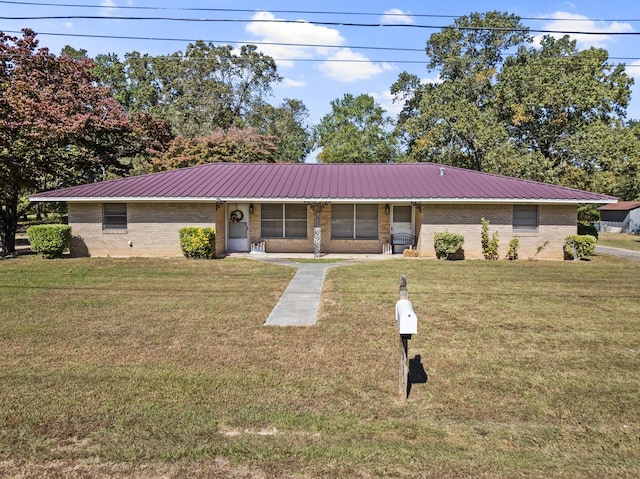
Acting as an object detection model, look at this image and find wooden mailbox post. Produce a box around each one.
[397,275,417,401]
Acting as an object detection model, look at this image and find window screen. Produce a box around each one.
[261,204,307,238]
[103,203,127,230]
[261,204,283,238]
[331,204,379,239]
[355,204,378,239]
[331,204,355,239]
[513,205,538,231]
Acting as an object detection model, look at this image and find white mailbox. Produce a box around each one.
[396,299,417,335]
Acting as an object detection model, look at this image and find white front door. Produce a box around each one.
[391,205,413,253]
[227,203,250,252]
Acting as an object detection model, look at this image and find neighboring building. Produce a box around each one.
[30,162,616,260]
[598,201,640,234]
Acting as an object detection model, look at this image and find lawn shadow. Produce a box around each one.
[407,354,428,398]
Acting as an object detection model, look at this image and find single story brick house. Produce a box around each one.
[30,162,616,259]
[598,201,640,234]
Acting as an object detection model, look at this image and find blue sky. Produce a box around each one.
[2,0,640,128]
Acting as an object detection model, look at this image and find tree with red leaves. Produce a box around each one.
[0,29,171,256]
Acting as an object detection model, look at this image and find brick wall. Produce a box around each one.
[69,202,219,257]
[69,201,576,259]
[416,204,577,260]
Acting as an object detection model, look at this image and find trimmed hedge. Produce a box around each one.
[26,224,72,258]
[179,227,216,259]
[564,234,597,261]
[434,232,464,260]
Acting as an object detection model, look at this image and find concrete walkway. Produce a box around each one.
[239,252,393,327]
[263,261,344,327]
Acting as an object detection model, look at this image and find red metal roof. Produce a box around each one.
[598,201,640,211]
[30,162,617,203]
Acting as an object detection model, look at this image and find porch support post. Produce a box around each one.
[307,202,329,258]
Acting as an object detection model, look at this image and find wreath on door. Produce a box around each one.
[230,209,244,223]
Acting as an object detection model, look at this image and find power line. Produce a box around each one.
[5,29,640,68]
[1,0,640,23]
[1,15,640,36]
[0,30,427,53]
[2,30,640,68]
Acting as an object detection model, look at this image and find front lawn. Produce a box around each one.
[0,255,638,478]
[598,231,640,251]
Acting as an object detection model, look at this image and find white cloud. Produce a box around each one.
[246,11,345,67]
[281,78,306,88]
[369,90,403,116]
[381,8,415,25]
[62,22,73,29]
[319,49,395,82]
[100,0,117,17]
[539,11,634,49]
[627,60,640,80]
[422,74,442,85]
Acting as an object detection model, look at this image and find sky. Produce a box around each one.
[2,0,640,134]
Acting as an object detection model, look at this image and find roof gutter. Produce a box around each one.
[29,196,618,205]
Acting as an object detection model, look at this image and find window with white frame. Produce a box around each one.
[513,205,538,232]
[102,203,127,230]
[331,204,378,239]
[261,204,307,238]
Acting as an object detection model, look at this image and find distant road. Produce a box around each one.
[595,245,640,262]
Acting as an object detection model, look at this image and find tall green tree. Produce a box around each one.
[391,11,640,198]
[393,11,529,169]
[315,93,397,163]
[94,42,282,137]
[248,99,313,162]
[0,30,168,256]
[496,35,639,196]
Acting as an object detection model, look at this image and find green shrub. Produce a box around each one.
[506,237,520,260]
[564,234,596,261]
[26,224,71,259]
[481,217,499,260]
[179,227,216,259]
[577,222,599,239]
[434,232,464,260]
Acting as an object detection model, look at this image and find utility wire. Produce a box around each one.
[2,30,639,67]
[1,15,640,36]
[0,30,427,53]
[1,0,639,23]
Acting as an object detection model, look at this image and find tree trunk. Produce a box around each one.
[0,194,20,256]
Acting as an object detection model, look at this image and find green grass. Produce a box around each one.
[0,255,638,478]
[598,232,640,251]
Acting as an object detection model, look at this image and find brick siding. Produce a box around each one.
[69,202,219,257]
[68,201,576,259]
[416,204,576,260]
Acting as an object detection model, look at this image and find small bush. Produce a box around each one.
[402,248,419,257]
[564,234,596,261]
[506,237,520,260]
[26,224,71,259]
[577,222,599,239]
[434,232,464,260]
[481,217,499,260]
[179,227,216,259]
